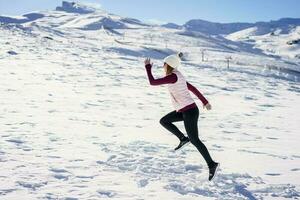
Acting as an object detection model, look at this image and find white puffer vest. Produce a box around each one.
[168,70,195,111]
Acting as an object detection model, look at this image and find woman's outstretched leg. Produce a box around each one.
[183,107,219,181]
[182,107,215,168]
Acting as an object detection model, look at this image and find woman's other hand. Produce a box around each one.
[204,103,212,110]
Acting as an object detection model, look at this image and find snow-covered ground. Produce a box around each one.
[0,2,300,199]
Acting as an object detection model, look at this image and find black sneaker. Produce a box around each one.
[209,162,220,181]
[174,137,190,151]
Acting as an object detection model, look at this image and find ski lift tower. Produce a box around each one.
[225,56,232,69]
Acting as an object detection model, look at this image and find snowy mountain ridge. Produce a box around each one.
[1,1,300,61]
[166,18,300,36]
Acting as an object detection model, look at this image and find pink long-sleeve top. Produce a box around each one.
[145,64,208,112]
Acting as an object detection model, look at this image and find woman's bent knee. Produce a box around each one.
[159,117,166,126]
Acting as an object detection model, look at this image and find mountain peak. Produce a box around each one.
[56,1,96,14]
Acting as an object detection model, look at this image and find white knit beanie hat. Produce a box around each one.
[163,52,183,69]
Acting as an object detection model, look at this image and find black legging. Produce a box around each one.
[160,106,214,168]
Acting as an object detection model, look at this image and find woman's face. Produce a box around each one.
[163,62,168,73]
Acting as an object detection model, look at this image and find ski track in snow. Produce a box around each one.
[1,18,300,199]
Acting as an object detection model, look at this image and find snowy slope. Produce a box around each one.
[0,1,300,199]
[227,19,300,59]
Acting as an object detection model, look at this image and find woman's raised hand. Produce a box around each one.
[144,58,152,65]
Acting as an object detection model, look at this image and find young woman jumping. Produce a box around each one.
[144,53,219,181]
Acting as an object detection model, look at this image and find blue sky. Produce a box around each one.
[0,0,299,25]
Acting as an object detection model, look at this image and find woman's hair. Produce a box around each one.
[165,63,174,75]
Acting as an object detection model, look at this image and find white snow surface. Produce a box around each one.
[0,3,300,200]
